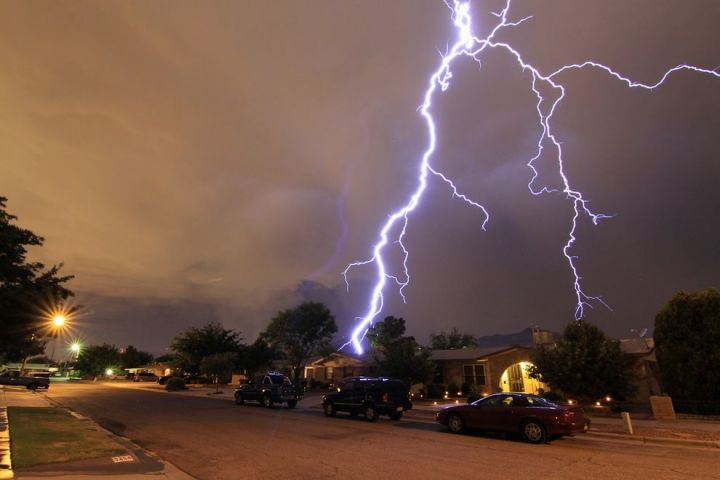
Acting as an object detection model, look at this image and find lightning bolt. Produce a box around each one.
[342,0,719,355]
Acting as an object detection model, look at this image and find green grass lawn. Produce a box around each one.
[8,407,126,469]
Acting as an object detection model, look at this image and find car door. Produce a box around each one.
[245,376,261,400]
[334,381,354,411]
[472,394,512,431]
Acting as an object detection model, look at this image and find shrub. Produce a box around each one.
[165,377,187,391]
[447,383,460,396]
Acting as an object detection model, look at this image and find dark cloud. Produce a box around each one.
[1,0,718,351]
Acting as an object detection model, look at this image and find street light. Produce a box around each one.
[52,314,66,328]
[70,342,81,357]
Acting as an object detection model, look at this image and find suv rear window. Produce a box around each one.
[269,375,291,385]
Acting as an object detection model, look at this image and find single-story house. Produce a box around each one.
[619,337,661,403]
[126,363,173,377]
[430,346,547,396]
[303,353,377,385]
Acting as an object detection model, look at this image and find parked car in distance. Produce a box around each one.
[234,372,304,408]
[0,369,50,390]
[133,372,159,382]
[157,375,171,385]
[436,392,589,444]
[322,377,412,421]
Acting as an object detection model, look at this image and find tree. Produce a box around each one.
[368,316,435,386]
[528,321,636,401]
[119,345,154,369]
[170,322,244,375]
[75,344,121,378]
[654,288,720,410]
[240,338,276,377]
[429,327,478,349]
[261,301,337,382]
[0,197,74,363]
[200,352,237,393]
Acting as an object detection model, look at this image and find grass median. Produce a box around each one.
[8,407,126,469]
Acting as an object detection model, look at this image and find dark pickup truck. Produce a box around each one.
[234,372,303,408]
[0,370,50,390]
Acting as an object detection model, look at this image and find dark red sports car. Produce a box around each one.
[436,392,589,443]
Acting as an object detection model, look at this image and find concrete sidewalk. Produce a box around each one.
[0,386,195,480]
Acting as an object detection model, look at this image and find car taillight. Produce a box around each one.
[382,393,389,403]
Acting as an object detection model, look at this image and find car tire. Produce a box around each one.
[26,383,38,391]
[323,402,336,417]
[389,411,403,421]
[262,393,273,409]
[521,420,547,444]
[235,393,245,405]
[287,400,297,409]
[446,413,465,434]
[364,404,379,422]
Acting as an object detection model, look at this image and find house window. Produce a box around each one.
[463,364,486,385]
[325,367,334,381]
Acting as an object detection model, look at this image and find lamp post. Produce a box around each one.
[49,314,67,361]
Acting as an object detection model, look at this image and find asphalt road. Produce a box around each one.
[44,383,719,480]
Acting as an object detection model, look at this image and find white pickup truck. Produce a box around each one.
[0,370,50,390]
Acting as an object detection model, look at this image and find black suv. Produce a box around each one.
[234,372,304,408]
[321,377,412,421]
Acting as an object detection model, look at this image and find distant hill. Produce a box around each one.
[476,327,557,348]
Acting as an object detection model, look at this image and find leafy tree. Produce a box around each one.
[119,345,154,369]
[261,301,337,382]
[528,321,636,401]
[155,353,177,364]
[368,316,435,386]
[654,288,720,409]
[170,322,244,375]
[429,327,478,349]
[0,197,74,363]
[241,338,276,377]
[75,344,121,378]
[200,352,237,393]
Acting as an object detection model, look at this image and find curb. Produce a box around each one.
[0,407,13,479]
[587,431,720,449]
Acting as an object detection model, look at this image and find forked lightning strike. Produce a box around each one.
[342,0,720,354]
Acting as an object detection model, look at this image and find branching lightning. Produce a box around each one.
[342,0,720,354]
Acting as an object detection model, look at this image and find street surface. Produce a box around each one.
[44,383,719,480]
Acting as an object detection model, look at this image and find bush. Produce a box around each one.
[426,384,446,399]
[165,377,187,391]
[447,383,460,396]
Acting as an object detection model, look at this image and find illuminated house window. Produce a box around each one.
[325,367,334,381]
[463,364,486,385]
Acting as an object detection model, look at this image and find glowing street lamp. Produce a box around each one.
[52,314,66,328]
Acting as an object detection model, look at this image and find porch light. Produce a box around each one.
[595,401,601,406]
[605,396,612,402]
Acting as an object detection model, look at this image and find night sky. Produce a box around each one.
[2,1,718,354]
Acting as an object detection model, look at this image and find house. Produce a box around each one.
[430,345,548,396]
[619,337,661,403]
[125,363,173,377]
[303,353,377,385]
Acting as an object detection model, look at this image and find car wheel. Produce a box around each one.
[287,400,297,409]
[27,383,38,391]
[234,393,245,405]
[364,404,379,422]
[446,413,465,433]
[389,411,403,421]
[262,394,273,409]
[521,420,547,444]
[323,402,336,417]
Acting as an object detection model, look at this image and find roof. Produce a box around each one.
[619,337,654,354]
[307,353,374,368]
[430,345,526,361]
